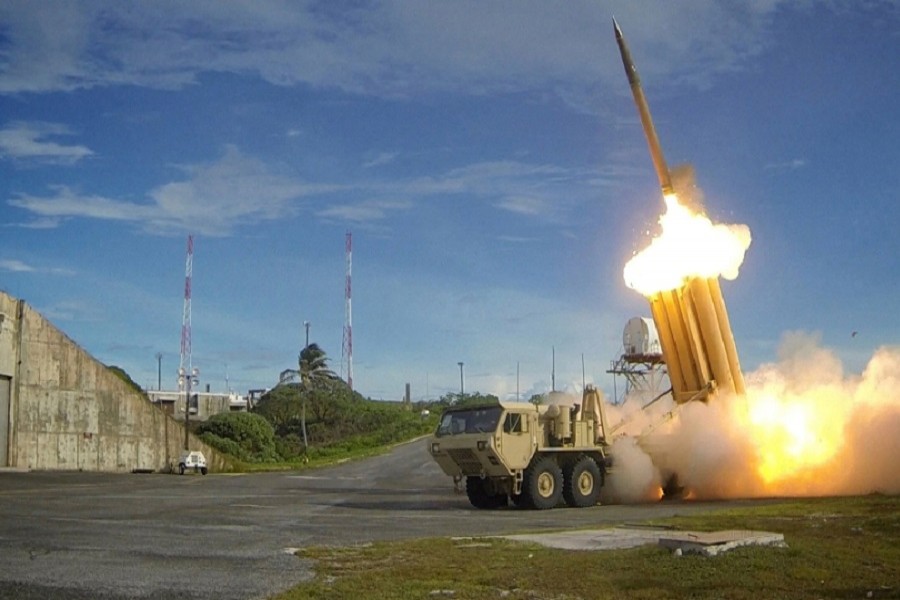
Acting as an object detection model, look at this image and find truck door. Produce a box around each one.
[500,412,532,470]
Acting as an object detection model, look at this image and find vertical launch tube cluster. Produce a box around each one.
[647,280,745,403]
[614,19,745,403]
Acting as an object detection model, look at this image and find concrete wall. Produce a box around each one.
[0,291,233,472]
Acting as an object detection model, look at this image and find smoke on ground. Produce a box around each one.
[604,332,900,501]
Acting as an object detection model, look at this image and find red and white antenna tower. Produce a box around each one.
[178,235,194,391]
[341,231,353,390]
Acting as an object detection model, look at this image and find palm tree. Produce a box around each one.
[278,343,339,450]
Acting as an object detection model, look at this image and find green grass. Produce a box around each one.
[225,435,429,473]
[271,494,900,599]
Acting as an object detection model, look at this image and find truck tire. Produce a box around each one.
[522,456,563,510]
[179,464,185,475]
[563,456,602,508]
[465,476,507,509]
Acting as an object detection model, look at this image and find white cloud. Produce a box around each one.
[496,196,548,216]
[316,199,412,224]
[10,186,155,223]
[0,1,791,103]
[0,258,75,275]
[7,145,338,236]
[0,258,34,272]
[764,158,808,171]
[362,152,398,169]
[497,235,538,243]
[146,145,329,235]
[7,151,603,234]
[0,121,93,164]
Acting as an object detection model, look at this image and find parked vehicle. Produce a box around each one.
[178,450,208,475]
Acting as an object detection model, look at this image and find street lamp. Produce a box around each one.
[178,367,200,450]
[458,361,465,398]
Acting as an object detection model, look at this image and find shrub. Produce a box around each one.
[275,433,305,460]
[196,412,279,461]
[199,432,249,461]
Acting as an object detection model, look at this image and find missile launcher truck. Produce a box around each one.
[428,386,612,509]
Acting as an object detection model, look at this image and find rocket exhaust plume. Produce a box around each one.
[608,20,900,501]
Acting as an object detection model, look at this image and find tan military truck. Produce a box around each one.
[428,386,611,509]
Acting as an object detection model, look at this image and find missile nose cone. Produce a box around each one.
[613,17,623,39]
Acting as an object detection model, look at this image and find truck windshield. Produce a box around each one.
[436,406,503,437]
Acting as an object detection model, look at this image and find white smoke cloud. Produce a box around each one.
[603,334,900,502]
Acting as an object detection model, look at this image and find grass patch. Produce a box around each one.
[272,494,899,599]
[225,436,427,473]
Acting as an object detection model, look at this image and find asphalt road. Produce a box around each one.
[0,438,753,599]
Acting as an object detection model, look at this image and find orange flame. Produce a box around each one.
[624,193,751,296]
[745,388,846,486]
[618,193,900,499]
[624,194,848,494]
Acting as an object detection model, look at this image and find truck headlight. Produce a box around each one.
[431,443,440,454]
[477,440,487,451]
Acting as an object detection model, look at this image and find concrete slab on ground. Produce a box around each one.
[503,527,786,556]
[659,530,787,556]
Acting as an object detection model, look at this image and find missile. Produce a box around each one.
[613,18,675,197]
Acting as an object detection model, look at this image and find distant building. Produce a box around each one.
[246,389,268,410]
[146,390,248,422]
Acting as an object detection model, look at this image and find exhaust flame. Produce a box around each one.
[624,193,751,296]
[613,188,900,499]
[606,341,900,501]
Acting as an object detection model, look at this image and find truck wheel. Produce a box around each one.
[179,464,185,475]
[200,467,208,476]
[563,456,602,508]
[522,456,563,510]
[465,476,507,509]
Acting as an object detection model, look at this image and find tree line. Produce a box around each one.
[195,343,438,464]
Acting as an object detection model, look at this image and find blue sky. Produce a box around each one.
[1,1,897,401]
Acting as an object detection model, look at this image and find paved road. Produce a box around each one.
[0,438,753,599]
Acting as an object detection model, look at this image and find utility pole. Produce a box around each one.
[179,367,199,450]
[552,346,556,392]
[458,361,465,398]
[581,353,586,392]
[304,321,310,350]
[155,352,163,390]
[341,231,353,390]
[516,361,520,401]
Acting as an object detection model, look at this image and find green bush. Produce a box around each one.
[274,433,305,460]
[196,412,280,462]
[199,432,249,461]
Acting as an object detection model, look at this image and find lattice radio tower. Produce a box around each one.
[178,235,194,391]
[341,231,353,390]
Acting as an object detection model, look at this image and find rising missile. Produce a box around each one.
[613,18,675,197]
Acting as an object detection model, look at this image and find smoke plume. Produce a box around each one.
[605,333,900,501]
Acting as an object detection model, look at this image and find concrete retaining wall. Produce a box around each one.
[0,290,233,472]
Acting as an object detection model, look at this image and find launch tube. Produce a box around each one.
[687,277,736,396]
[649,293,687,396]
[708,277,746,395]
[661,288,703,399]
[680,284,712,386]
